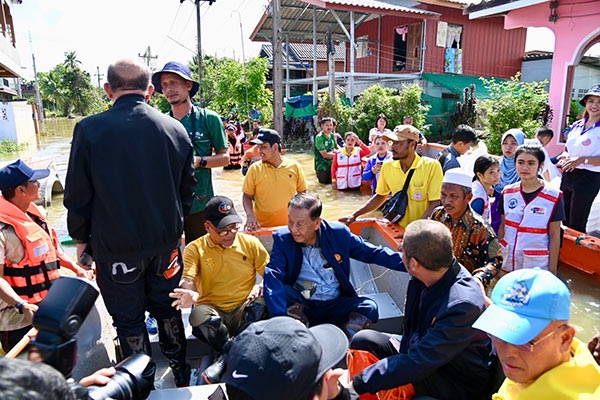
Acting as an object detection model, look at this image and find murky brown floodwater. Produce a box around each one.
[19,118,600,344]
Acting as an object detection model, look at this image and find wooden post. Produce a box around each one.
[272,0,284,136]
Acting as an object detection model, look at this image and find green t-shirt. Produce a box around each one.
[179,106,227,213]
[314,132,336,171]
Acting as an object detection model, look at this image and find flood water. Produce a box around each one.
[21,118,600,344]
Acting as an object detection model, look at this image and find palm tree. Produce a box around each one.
[63,51,82,70]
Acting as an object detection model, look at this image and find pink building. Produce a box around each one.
[466,0,600,154]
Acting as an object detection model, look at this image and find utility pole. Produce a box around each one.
[272,0,283,136]
[195,0,203,106]
[94,66,104,88]
[232,8,250,122]
[138,46,158,69]
[29,32,44,124]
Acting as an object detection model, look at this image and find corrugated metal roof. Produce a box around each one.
[250,0,440,43]
[260,44,313,69]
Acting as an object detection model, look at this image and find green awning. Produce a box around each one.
[421,73,506,99]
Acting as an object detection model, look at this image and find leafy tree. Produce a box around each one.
[38,51,100,117]
[333,84,430,142]
[317,93,351,133]
[182,56,272,125]
[479,74,550,155]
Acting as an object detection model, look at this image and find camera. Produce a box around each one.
[85,353,153,400]
[29,277,153,400]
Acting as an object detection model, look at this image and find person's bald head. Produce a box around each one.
[105,59,151,96]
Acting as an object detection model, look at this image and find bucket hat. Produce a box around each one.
[151,61,199,97]
[579,83,600,106]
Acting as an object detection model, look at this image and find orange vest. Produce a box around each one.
[228,136,243,166]
[0,197,60,304]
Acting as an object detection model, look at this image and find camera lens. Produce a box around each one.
[87,371,136,400]
[86,354,153,400]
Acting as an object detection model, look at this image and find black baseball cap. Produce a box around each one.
[222,316,348,400]
[250,128,281,145]
[205,196,242,229]
[0,160,50,192]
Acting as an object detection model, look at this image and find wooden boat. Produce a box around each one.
[11,219,411,398]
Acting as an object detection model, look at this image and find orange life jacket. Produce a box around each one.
[0,196,60,304]
[227,135,243,166]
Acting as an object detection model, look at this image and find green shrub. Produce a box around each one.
[0,139,20,155]
[479,74,549,155]
[317,84,430,142]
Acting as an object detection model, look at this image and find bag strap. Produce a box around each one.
[400,168,416,193]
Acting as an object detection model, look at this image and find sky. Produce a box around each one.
[11,0,559,83]
[12,0,271,82]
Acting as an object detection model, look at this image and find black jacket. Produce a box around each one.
[64,94,195,262]
[354,260,493,400]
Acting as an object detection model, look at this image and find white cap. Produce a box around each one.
[442,168,473,188]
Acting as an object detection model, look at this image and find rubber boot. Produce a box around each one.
[192,316,232,385]
[287,302,309,326]
[235,301,268,335]
[342,312,373,339]
[156,316,191,388]
[191,315,231,352]
[116,332,156,385]
[201,338,233,384]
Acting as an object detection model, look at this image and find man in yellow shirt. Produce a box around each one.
[242,129,307,231]
[340,125,443,228]
[473,268,600,399]
[169,196,269,385]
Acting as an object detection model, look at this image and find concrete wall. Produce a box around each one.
[0,101,36,146]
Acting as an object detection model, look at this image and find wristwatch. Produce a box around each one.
[14,300,28,314]
[200,156,208,168]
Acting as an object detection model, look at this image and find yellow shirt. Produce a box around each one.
[376,154,443,228]
[183,233,269,311]
[242,158,307,227]
[493,338,600,399]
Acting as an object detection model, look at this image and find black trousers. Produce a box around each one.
[561,168,600,232]
[316,169,332,184]
[96,247,184,338]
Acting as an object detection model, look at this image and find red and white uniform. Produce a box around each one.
[501,182,561,272]
[331,143,371,190]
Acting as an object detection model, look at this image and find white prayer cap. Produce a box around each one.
[442,168,473,188]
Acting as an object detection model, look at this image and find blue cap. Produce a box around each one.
[151,61,199,97]
[473,268,570,345]
[0,159,50,193]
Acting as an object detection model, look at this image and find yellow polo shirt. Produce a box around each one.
[242,158,307,227]
[376,154,443,228]
[183,233,269,311]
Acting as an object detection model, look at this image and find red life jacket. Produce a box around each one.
[0,197,60,304]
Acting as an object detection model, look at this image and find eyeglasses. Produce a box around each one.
[488,324,567,352]
[213,224,240,237]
